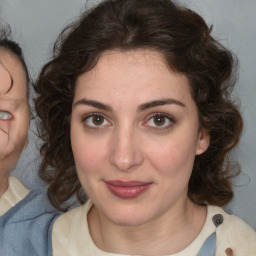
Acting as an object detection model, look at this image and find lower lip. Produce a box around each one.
[105,182,152,199]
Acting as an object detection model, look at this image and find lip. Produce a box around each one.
[0,111,12,133]
[105,180,152,199]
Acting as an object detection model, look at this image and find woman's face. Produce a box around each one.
[71,49,209,226]
[0,49,29,175]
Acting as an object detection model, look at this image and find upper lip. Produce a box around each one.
[105,180,152,187]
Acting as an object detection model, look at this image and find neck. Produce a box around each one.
[88,198,207,255]
[0,174,9,198]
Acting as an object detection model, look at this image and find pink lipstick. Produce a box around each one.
[105,180,152,199]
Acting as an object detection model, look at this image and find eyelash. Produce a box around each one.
[82,112,175,131]
[143,113,175,130]
[82,113,111,128]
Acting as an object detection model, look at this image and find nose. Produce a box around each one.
[110,126,143,172]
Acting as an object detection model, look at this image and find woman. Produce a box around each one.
[0,27,30,203]
[0,26,59,256]
[34,0,256,255]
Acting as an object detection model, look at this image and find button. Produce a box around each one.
[212,214,223,227]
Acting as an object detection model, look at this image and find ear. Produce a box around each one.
[196,127,210,155]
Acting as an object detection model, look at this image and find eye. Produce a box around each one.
[83,113,111,128]
[0,111,12,120]
[144,113,174,129]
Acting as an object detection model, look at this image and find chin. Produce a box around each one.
[111,217,149,227]
[104,206,153,227]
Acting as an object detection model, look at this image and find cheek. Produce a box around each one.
[70,130,110,197]
[16,109,30,147]
[74,149,101,172]
[70,127,107,176]
[71,138,97,171]
[145,133,198,177]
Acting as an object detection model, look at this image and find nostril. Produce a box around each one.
[110,153,144,171]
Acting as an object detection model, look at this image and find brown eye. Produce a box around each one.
[145,113,174,129]
[83,114,110,128]
[153,115,166,126]
[92,115,104,125]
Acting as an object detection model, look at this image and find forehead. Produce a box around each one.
[75,49,192,103]
[0,48,27,97]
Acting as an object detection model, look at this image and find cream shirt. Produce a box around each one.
[0,176,29,216]
[52,201,256,256]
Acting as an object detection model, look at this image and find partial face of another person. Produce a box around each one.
[0,49,29,176]
[71,49,209,226]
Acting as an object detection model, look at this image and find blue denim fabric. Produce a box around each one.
[0,190,59,256]
[197,232,216,256]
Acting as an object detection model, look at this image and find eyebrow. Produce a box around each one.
[138,99,185,111]
[73,99,112,111]
[73,98,185,112]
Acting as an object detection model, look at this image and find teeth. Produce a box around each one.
[0,111,12,120]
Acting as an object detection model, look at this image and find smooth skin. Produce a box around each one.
[0,49,29,197]
[70,49,210,255]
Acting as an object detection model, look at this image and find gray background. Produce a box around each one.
[1,0,255,228]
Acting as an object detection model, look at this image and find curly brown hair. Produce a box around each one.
[34,0,243,211]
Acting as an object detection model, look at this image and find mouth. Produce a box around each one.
[0,111,12,120]
[105,180,152,199]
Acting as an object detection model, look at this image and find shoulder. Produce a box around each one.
[1,188,59,223]
[0,189,60,256]
[208,205,256,255]
[52,200,93,256]
[53,201,88,235]
[0,176,30,216]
